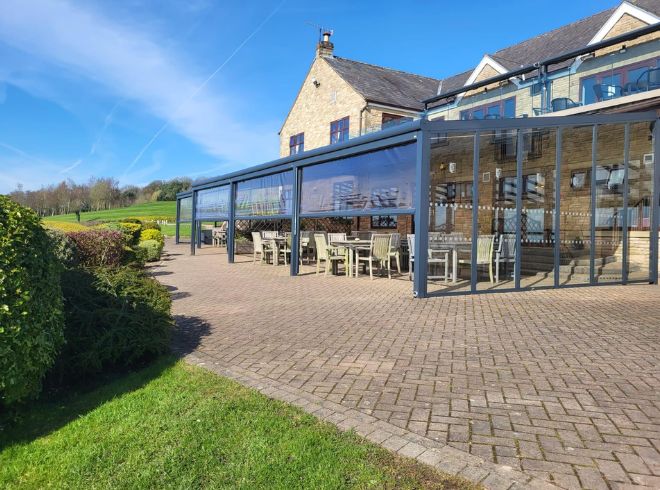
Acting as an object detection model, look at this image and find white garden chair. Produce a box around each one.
[314,233,348,276]
[251,231,272,264]
[356,234,391,279]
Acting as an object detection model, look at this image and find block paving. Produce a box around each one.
[157,243,660,489]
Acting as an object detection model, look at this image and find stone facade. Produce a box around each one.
[429,10,660,121]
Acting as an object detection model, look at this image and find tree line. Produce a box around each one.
[8,177,192,217]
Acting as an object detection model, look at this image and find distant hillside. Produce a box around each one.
[42,201,176,224]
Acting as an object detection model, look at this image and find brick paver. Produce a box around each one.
[156,243,660,489]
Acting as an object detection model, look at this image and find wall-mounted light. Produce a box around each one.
[619,44,627,54]
[448,162,457,173]
[312,77,320,88]
[495,168,502,180]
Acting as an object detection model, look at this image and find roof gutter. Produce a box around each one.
[423,22,660,109]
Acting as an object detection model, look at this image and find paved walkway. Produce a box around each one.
[157,242,660,490]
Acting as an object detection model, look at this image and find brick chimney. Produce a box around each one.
[316,30,334,58]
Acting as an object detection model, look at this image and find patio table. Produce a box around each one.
[330,239,369,277]
[265,237,287,266]
[429,239,471,283]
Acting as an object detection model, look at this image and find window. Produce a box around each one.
[497,174,545,203]
[580,57,659,104]
[460,97,516,120]
[596,165,624,194]
[289,133,304,155]
[332,181,354,211]
[330,117,350,144]
[381,113,413,129]
[371,216,397,229]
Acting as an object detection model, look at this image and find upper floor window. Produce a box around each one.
[460,97,516,120]
[580,57,659,104]
[289,133,304,155]
[381,113,413,130]
[330,117,350,144]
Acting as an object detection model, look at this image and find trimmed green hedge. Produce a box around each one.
[138,239,162,262]
[0,196,64,405]
[53,267,172,380]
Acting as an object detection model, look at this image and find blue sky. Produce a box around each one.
[0,0,619,193]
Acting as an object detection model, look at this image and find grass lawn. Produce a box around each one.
[0,358,476,489]
[42,201,176,224]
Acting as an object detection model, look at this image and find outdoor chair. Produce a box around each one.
[211,227,226,247]
[262,230,279,239]
[551,97,581,112]
[494,234,516,283]
[251,231,272,264]
[314,233,348,277]
[388,233,402,274]
[458,235,495,283]
[593,84,622,102]
[407,235,450,282]
[356,234,391,279]
[636,68,660,92]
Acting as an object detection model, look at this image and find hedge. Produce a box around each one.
[138,239,162,262]
[0,196,65,404]
[54,266,172,379]
[140,229,164,247]
[67,229,126,267]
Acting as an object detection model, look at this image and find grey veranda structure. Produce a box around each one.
[176,112,659,298]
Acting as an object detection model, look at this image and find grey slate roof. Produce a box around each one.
[436,0,660,97]
[324,56,441,111]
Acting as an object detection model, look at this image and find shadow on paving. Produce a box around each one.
[0,316,211,449]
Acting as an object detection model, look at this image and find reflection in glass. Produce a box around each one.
[429,133,474,293]
[559,126,593,286]
[179,196,193,222]
[300,144,416,214]
[476,130,519,290]
[595,125,625,283]
[195,186,230,220]
[519,128,556,289]
[627,122,654,281]
[235,171,293,217]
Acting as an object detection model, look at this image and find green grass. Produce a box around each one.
[0,359,476,490]
[42,201,176,224]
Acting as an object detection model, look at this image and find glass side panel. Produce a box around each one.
[195,185,230,220]
[595,124,625,283]
[559,126,593,286]
[179,196,193,222]
[300,143,416,214]
[627,121,654,282]
[235,171,293,217]
[428,133,474,294]
[476,129,519,291]
[519,128,557,289]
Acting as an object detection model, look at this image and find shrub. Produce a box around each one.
[46,229,78,268]
[142,221,161,231]
[121,218,143,225]
[140,229,164,247]
[0,196,65,404]
[43,221,89,232]
[54,266,172,379]
[138,239,162,262]
[67,230,125,267]
[100,222,142,245]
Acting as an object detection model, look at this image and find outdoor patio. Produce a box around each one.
[159,241,660,490]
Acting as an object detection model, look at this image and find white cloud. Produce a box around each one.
[0,0,279,173]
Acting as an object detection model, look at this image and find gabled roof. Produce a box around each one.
[436,0,660,97]
[324,56,441,111]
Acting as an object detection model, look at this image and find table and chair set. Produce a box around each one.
[250,230,516,284]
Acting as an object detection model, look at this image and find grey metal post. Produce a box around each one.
[622,124,630,284]
[470,131,480,292]
[227,182,236,263]
[554,128,562,287]
[514,130,524,290]
[413,127,430,298]
[590,125,597,284]
[196,218,202,249]
[290,167,301,276]
[190,191,197,256]
[175,198,181,245]
[650,119,660,284]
